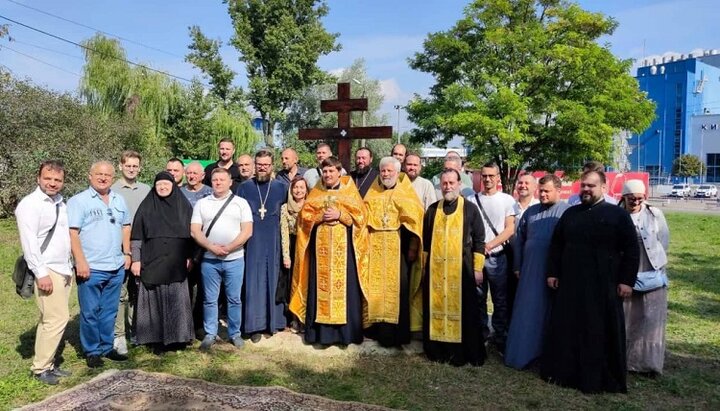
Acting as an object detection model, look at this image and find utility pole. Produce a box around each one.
[394,105,401,144]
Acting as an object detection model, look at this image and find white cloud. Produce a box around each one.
[379,78,401,102]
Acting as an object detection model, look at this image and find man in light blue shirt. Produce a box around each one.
[68,161,132,368]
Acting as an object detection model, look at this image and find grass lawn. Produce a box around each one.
[0,212,718,410]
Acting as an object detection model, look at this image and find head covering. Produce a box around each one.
[131,171,193,241]
[622,179,646,196]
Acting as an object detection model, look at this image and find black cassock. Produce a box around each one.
[422,198,486,366]
[541,200,639,393]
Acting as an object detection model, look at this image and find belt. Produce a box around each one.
[488,249,506,258]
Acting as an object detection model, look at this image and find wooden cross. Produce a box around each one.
[299,82,393,171]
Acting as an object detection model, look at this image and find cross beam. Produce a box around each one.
[299,82,393,171]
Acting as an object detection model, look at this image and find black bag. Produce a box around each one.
[193,194,235,264]
[13,204,60,299]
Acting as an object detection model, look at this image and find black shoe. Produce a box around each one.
[250,333,262,343]
[33,370,60,385]
[105,350,128,362]
[51,367,72,377]
[86,355,104,368]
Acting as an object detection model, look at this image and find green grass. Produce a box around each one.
[1,213,719,410]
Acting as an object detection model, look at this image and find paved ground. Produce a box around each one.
[648,196,720,214]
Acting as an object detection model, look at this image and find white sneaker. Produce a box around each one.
[114,337,129,355]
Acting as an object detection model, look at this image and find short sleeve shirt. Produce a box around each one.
[466,191,517,254]
[191,193,253,261]
[67,187,130,271]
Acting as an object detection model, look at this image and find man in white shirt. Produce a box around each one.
[404,153,436,210]
[466,162,517,353]
[15,160,73,385]
[514,174,540,219]
[191,168,253,351]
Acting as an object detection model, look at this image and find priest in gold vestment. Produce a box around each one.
[422,169,487,366]
[363,157,424,347]
[289,156,368,345]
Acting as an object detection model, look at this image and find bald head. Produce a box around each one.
[185,161,205,188]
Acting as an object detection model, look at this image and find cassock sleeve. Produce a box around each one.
[467,204,486,271]
[617,210,641,287]
[548,211,568,279]
[513,212,528,272]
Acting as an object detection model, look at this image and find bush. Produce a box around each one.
[0,75,142,217]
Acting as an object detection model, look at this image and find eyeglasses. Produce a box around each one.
[626,196,645,203]
[107,209,116,224]
[255,163,272,169]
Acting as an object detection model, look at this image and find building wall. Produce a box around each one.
[689,114,720,182]
[630,53,720,181]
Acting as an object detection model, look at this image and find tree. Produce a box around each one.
[81,34,257,170]
[406,0,655,192]
[0,74,141,216]
[225,0,340,146]
[281,59,418,167]
[672,154,704,180]
[80,34,179,175]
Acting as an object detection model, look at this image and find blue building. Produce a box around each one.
[631,49,720,182]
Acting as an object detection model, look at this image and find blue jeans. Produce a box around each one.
[479,254,508,344]
[201,258,244,340]
[77,268,124,356]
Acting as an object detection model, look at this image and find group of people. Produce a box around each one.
[17,140,670,394]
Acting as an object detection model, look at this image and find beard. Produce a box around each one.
[381,177,396,188]
[443,191,459,202]
[355,165,370,175]
[581,192,598,205]
[256,173,271,183]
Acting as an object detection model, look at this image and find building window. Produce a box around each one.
[707,153,720,183]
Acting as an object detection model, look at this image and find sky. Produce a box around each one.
[2,0,719,135]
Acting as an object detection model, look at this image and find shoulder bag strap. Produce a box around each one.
[474,193,500,237]
[204,194,235,238]
[39,203,60,254]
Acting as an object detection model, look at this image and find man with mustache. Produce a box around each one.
[235,149,288,343]
[421,168,486,366]
[363,157,423,347]
[350,147,378,198]
[541,170,639,393]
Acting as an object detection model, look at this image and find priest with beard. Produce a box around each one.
[422,168,486,366]
[290,156,369,346]
[235,149,288,343]
[541,170,639,393]
[363,157,424,347]
[350,147,379,198]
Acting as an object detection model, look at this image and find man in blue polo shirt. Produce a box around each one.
[68,161,132,368]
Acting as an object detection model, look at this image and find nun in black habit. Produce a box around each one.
[130,172,195,349]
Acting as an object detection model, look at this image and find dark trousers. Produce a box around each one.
[479,253,509,347]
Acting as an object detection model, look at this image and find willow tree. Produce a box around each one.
[81,34,257,168]
[407,0,655,192]
[80,34,179,172]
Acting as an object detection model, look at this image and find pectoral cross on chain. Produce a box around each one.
[258,206,267,220]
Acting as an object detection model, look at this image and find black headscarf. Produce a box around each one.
[131,172,192,240]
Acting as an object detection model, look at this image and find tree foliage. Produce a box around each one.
[225,0,340,146]
[406,0,655,192]
[281,59,419,167]
[672,154,704,178]
[186,26,240,105]
[0,75,141,216]
[81,34,257,168]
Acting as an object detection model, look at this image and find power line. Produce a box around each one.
[10,38,85,60]
[3,0,185,58]
[0,44,81,77]
[0,14,199,84]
